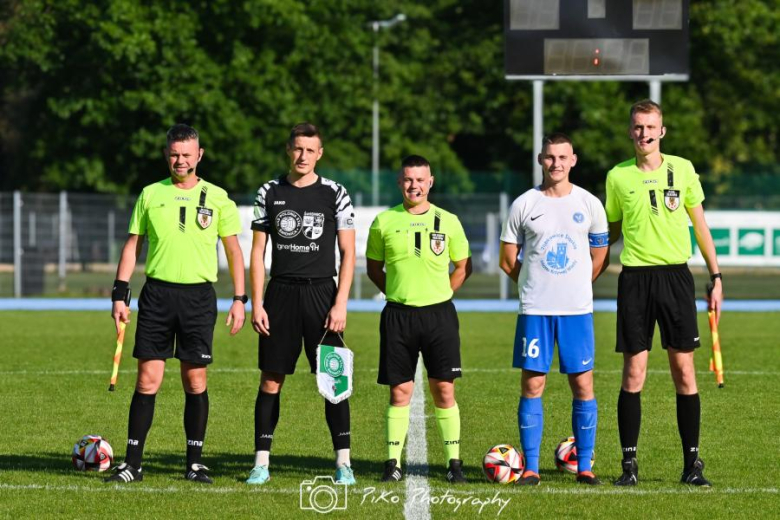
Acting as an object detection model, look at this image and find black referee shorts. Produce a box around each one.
[134,278,218,365]
[616,264,701,353]
[378,300,462,386]
[258,277,342,375]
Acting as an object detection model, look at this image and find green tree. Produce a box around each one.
[1,0,777,203]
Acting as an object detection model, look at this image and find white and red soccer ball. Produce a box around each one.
[483,444,525,484]
[72,435,113,472]
[554,436,595,474]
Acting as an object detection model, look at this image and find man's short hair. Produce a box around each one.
[400,155,431,172]
[288,122,322,148]
[630,99,663,120]
[166,124,199,146]
[541,132,573,151]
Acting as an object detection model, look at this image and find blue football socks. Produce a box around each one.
[519,397,543,473]
[572,399,598,473]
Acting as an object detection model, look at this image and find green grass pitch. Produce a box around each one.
[1,311,778,519]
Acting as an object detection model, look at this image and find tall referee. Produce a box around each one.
[367,155,472,483]
[106,124,247,484]
[607,100,723,487]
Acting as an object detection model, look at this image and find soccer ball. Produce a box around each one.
[72,435,113,472]
[483,444,525,484]
[554,436,595,474]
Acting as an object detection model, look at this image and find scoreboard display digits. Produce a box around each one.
[505,0,689,80]
[544,39,650,75]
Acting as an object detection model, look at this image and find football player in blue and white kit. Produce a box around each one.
[499,133,609,485]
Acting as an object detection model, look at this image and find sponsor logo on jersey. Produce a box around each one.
[197,207,213,229]
[274,200,286,205]
[276,209,302,238]
[174,196,191,201]
[276,242,320,253]
[430,232,446,256]
[540,233,578,275]
[410,222,426,227]
[663,189,680,211]
[642,179,658,184]
[303,212,324,240]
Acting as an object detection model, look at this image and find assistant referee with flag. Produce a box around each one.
[367,154,472,483]
[106,124,246,484]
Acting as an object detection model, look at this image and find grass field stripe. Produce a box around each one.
[3,368,779,376]
[1,483,776,497]
[404,357,431,520]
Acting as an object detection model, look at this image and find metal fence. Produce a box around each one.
[0,191,512,299]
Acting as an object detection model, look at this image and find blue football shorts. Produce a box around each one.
[512,314,595,374]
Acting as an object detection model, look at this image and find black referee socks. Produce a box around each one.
[126,391,156,469]
[676,393,701,469]
[617,389,641,461]
[325,399,351,451]
[255,390,281,452]
[184,390,209,468]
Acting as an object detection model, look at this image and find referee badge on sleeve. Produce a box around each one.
[430,232,446,256]
[197,207,213,229]
[663,189,680,211]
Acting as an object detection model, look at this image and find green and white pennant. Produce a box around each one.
[316,344,353,404]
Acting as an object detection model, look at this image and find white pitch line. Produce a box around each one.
[404,357,431,520]
[425,485,780,496]
[0,483,296,495]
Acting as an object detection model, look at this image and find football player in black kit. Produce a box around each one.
[246,123,357,485]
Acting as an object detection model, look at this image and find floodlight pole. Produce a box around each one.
[532,80,544,187]
[370,13,406,206]
[649,80,662,104]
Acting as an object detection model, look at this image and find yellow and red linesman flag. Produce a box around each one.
[706,283,724,388]
[108,322,126,392]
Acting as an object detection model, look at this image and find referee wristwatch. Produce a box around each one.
[233,294,249,304]
[710,273,723,282]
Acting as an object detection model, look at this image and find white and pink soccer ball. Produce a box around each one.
[554,436,595,474]
[483,444,525,484]
[72,435,113,472]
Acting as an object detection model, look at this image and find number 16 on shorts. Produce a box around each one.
[511,314,596,374]
[522,337,540,359]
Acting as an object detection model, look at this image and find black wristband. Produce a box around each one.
[112,280,131,305]
[233,294,248,304]
[710,273,722,282]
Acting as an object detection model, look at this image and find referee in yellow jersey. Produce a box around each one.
[607,101,723,487]
[106,124,247,484]
[367,155,472,483]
